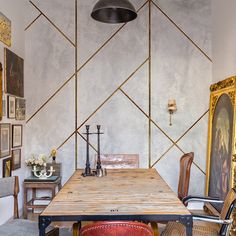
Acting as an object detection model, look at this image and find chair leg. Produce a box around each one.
[150,222,160,236]
[73,222,81,236]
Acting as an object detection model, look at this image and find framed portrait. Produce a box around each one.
[0,63,2,120]
[4,48,24,97]
[206,76,236,213]
[12,149,21,170]
[7,95,15,118]
[12,124,22,148]
[2,157,12,177]
[0,12,11,47]
[0,123,11,158]
[15,98,26,120]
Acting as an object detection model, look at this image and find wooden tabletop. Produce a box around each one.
[41,168,190,218]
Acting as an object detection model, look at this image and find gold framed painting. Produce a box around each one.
[2,157,12,177]
[0,63,2,120]
[206,76,236,213]
[0,123,11,158]
[0,12,11,47]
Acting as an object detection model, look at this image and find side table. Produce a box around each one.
[23,175,61,219]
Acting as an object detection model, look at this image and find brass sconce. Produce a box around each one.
[168,99,177,126]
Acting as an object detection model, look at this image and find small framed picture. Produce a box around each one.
[12,124,22,148]
[0,123,11,158]
[7,95,15,118]
[15,98,26,120]
[2,157,12,177]
[12,149,21,170]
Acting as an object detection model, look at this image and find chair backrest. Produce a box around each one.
[0,176,19,218]
[177,152,194,201]
[95,154,139,169]
[219,188,236,235]
[80,221,154,236]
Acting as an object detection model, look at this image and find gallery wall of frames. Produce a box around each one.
[0,1,26,225]
[25,0,212,196]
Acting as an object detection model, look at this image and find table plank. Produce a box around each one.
[41,169,190,217]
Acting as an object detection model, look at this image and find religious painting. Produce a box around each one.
[0,123,11,158]
[15,98,26,120]
[206,76,236,214]
[2,157,12,177]
[0,12,11,47]
[4,48,24,97]
[12,124,22,148]
[12,149,21,170]
[7,95,15,119]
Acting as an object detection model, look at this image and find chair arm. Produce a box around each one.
[192,215,233,225]
[182,195,224,205]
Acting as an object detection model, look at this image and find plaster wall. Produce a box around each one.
[0,0,27,224]
[24,0,212,203]
[212,0,236,82]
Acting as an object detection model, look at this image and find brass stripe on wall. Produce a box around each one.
[75,0,78,170]
[78,131,98,153]
[29,0,75,47]
[151,0,212,62]
[25,13,42,31]
[26,1,149,124]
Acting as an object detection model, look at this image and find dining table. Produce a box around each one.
[39,168,193,236]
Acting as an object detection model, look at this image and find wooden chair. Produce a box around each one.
[178,152,194,202]
[161,188,236,236]
[79,221,154,236]
[95,154,139,169]
[0,176,59,236]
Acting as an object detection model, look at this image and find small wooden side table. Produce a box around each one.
[23,175,61,219]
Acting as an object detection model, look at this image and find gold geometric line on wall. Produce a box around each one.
[25,13,42,31]
[119,88,185,154]
[77,58,149,130]
[26,74,75,123]
[57,131,75,150]
[29,0,75,47]
[78,131,98,153]
[151,0,212,62]
[26,1,149,124]
[56,59,148,151]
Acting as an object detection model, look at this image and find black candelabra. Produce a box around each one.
[82,125,104,177]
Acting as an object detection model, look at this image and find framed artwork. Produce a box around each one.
[2,157,12,177]
[206,76,236,213]
[0,123,11,158]
[4,48,24,97]
[12,149,21,170]
[12,124,22,148]
[7,95,15,118]
[0,12,11,47]
[0,63,2,120]
[15,98,26,120]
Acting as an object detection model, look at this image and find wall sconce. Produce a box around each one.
[168,99,177,126]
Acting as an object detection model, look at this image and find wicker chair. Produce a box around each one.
[79,221,154,236]
[0,176,59,236]
[161,188,236,236]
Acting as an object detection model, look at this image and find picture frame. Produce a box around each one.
[2,157,12,177]
[0,123,11,158]
[0,63,2,120]
[12,124,22,148]
[0,12,11,47]
[15,98,26,120]
[12,149,21,170]
[206,76,236,213]
[4,48,24,97]
[7,95,15,119]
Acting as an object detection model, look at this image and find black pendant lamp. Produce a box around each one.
[91,0,137,24]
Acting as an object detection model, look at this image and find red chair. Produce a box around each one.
[79,221,154,236]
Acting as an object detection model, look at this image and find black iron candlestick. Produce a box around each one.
[96,125,102,171]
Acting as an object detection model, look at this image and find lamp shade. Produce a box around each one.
[91,0,137,24]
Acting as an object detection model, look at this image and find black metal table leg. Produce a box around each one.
[39,216,52,236]
[180,216,193,236]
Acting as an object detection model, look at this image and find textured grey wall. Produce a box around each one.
[25,0,212,195]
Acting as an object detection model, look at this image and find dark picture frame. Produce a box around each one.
[7,95,15,119]
[2,157,12,177]
[4,48,24,97]
[15,98,26,120]
[12,149,21,170]
[0,123,11,158]
[12,124,22,148]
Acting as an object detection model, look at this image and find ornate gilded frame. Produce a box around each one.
[206,76,236,213]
